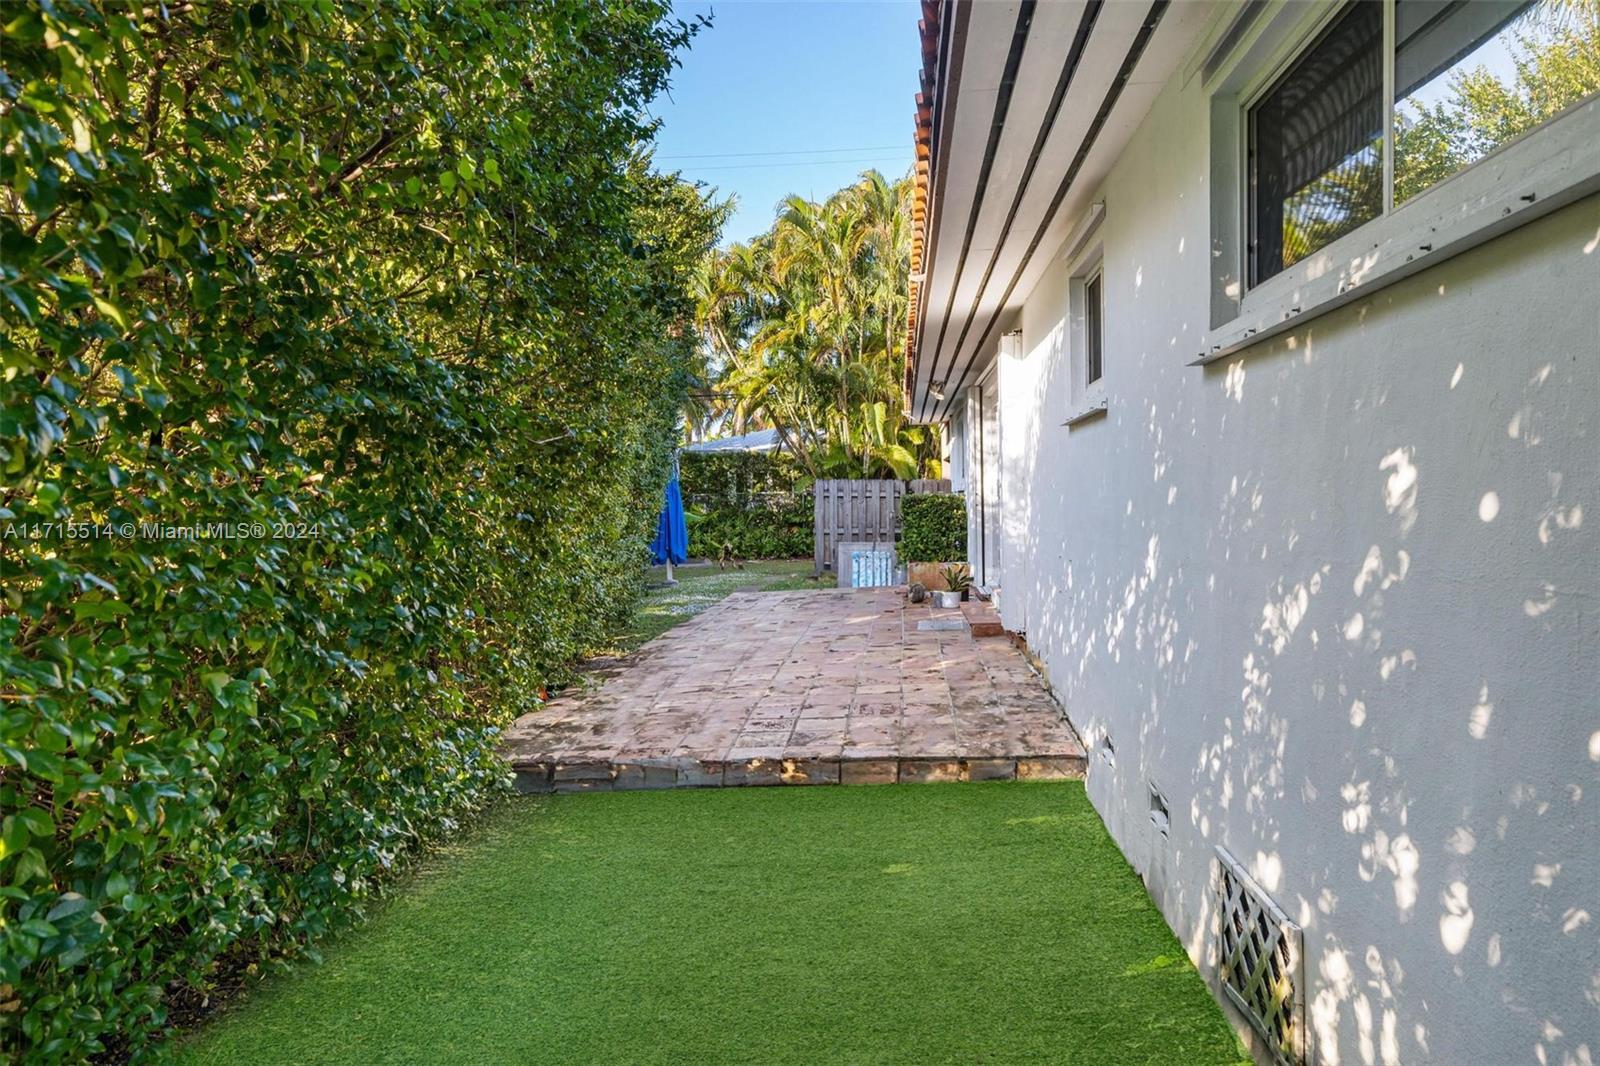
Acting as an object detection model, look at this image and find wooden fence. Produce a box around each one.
[813,478,951,575]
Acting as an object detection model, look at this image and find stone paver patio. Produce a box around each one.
[504,588,1084,792]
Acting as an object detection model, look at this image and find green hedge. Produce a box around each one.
[688,497,813,559]
[680,450,812,559]
[0,3,712,1060]
[679,450,808,509]
[901,493,967,563]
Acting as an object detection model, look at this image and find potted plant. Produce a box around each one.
[934,563,971,609]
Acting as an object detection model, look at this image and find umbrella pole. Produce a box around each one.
[659,444,684,585]
[664,447,681,585]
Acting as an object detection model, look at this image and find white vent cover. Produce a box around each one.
[1215,846,1304,1065]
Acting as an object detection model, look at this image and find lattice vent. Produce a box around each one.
[1215,846,1303,1065]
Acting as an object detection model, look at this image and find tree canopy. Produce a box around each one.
[692,171,938,481]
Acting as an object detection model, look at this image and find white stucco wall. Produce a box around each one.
[968,63,1600,1066]
[946,406,967,492]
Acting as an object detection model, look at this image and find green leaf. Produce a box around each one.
[47,893,95,923]
[73,599,131,621]
[3,11,45,43]
[92,295,128,331]
[23,749,65,784]
[1,816,30,857]
[0,283,39,324]
[13,848,50,884]
[16,809,52,839]
[878,444,918,481]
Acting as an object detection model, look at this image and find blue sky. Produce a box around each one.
[649,1,921,244]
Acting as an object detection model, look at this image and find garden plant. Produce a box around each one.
[680,451,811,560]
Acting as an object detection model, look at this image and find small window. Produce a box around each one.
[1084,271,1104,385]
[1248,1,1384,286]
[1065,247,1107,426]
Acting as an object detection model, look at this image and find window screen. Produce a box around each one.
[1085,272,1103,385]
[1248,1,1384,285]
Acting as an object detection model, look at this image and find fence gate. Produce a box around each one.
[812,478,951,576]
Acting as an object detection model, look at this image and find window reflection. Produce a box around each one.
[1395,0,1600,204]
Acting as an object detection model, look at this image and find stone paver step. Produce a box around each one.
[502,587,1084,795]
[514,754,1084,794]
[959,598,1005,638]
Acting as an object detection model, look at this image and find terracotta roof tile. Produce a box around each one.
[906,2,941,409]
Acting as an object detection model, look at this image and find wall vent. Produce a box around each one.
[1148,782,1170,837]
[1096,732,1115,767]
[1215,846,1304,1065]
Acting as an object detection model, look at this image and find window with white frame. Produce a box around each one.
[1246,0,1599,288]
[1084,270,1104,386]
[1065,248,1107,426]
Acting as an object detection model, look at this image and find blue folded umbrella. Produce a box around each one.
[650,474,688,566]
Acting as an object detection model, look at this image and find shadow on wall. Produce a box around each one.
[996,198,1599,1066]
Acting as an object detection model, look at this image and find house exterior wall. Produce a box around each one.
[977,373,1004,587]
[963,60,1600,1066]
[953,384,995,584]
[945,406,967,492]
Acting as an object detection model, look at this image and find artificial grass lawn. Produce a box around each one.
[180,782,1246,1065]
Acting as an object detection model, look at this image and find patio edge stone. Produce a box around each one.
[725,757,783,787]
[676,761,727,788]
[962,758,1018,782]
[780,758,841,785]
[1017,756,1088,780]
[899,758,964,784]
[840,759,899,785]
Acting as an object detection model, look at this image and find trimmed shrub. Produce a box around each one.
[0,2,713,1059]
[679,450,808,509]
[901,493,967,562]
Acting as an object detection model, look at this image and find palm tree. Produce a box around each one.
[694,170,937,480]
